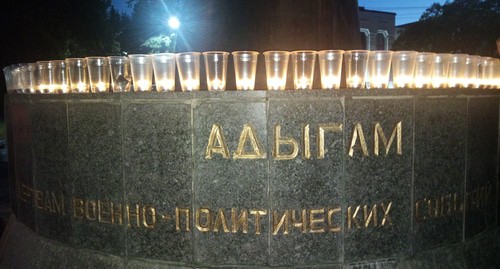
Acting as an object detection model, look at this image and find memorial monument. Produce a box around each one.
[0,0,498,268]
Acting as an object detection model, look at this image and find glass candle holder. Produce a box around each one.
[36,61,56,94]
[264,51,290,90]
[479,57,495,89]
[344,50,369,89]
[318,50,343,89]
[367,50,393,89]
[176,52,201,91]
[152,53,176,92]
[291,50,317,90]
[50,60,70,94]
[3,66,14,94]
[413,52,435,89]
[129,54,153,92]
[108,56,132,92]
[11,64,25,94]
[463,55,479,88]
[232,51,259,90]
[66,58,89,93]
[447,54,468,88]
[86,57,110,93]
[20,63,37,93]
[431,53,451,88]
[392,51,417,88]
[203,51,229,91]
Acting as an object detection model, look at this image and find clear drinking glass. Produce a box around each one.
[176,52,201,91]
[431,53,451,88]
[318,50,343,90]
[367,50,393,89]
[50,60,69,93]
[232,51,259,90]
[264,50,290,90]
[413,52,435,89]
[86,57,110,93]
[108,56,132,92]
[129,54,153,92]
[392,51,417,88]
[66,58,89,93]
[344,50,369,89]
[447,54,468,88]
[203,51,229,91]
[152,53,176,92]
[291,50,317,90]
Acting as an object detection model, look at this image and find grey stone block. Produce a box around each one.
[413,97,467,251]
[464,97,499,238]
[68,101,126,255]
[344,97,413,262]
[268,95,343,266]
[192,99,269,265]
[123,102,193,262]
[31,101,72,243]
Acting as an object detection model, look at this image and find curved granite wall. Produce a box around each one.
[1,90,499,268]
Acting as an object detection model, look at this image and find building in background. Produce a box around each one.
[358,7,396,50]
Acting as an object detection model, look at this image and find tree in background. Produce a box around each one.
[393,0,500,56]
[0,0,126,65]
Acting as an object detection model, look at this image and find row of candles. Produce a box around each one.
[3,50,500,94]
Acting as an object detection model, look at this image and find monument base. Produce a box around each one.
[3,90,500,267]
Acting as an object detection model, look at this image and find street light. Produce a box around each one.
[168,16,180,30]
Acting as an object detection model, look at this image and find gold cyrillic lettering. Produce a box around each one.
[363,204,377,227]
[196,208,211,232]
[273,125,299,160]
[250,210,267,235]
[126,204,140,228]
[380,202,393,226]
[98,200,112,224]
[205,124,230,159]
[347,206,361,229]
[234,124,266,159]
[142,205,157,229]
[85,200,97,221]
[52,192,65,216]
[374,122,402,156]
[112,202,123,225]
[302,124,311,159]
[309,209,325,233]
[73,197,84,219]
[317,124,342,159]
[213,208,230,233]
[175,207,190,232]
[272,210,289,235]
[349,123,369,157]
[291,209,307,233]
[327,207,341,232]
[35,189,44,210]
[231,208,248,234]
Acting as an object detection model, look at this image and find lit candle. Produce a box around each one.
[393,75,413,88]
[182,79,199,91]
[237,78,254,91]
[135,79,151,92]
[432,77,447,88]
[413,76,431,89]
[268,77,285,90]
[209,78,224,91]
[93,82,108,92]
[296,76,311,90]
[76,82,88,93]
[155,79,175,91]
[349,75,361,88]
[370,76,388,89]
[321,75,340,89]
